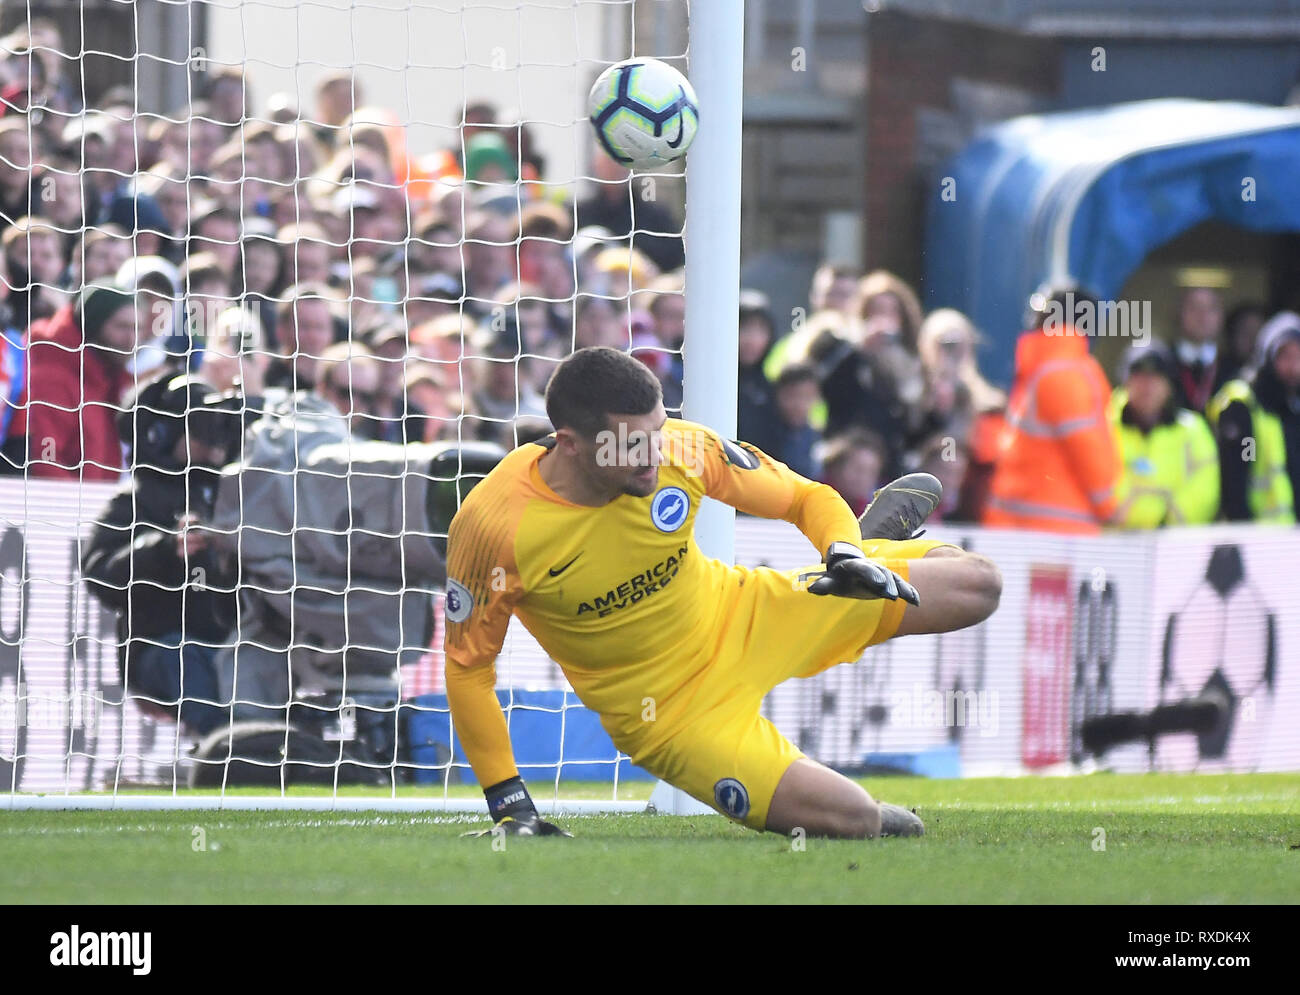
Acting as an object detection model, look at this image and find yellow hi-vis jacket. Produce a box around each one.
[1206,379,1296,524]
[1108,389,1219,528]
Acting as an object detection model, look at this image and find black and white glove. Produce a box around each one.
[462,776,573,838]
[806,541,920,607]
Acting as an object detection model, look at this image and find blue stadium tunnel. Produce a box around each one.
[925,98,1300,387]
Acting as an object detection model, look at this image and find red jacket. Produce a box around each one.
[984,329,1121,534]
[10,304,128,480]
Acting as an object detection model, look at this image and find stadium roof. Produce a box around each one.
[879,0,1300,38]
[924,98,1300,386]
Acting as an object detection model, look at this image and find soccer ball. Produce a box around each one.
[588,58,699,170]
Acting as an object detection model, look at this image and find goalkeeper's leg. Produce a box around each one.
[765,757,882,839]
[763,757,924,839]
[890,544,1001,636]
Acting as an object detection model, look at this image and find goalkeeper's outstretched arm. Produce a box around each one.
[676,421,919,602]
[444,660,570,836]
[442,490,570,836]
[680,420,862,552]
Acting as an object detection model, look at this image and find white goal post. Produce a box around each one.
[0,0,745,814]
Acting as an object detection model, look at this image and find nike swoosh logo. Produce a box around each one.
[549,553,584,577]
[665,110,684,149]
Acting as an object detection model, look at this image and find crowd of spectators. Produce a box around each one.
[1,23,1297,538]
[4,24,1296,747]
[0,25,688,482]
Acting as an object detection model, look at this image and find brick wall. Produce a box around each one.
[864,10,1061,285]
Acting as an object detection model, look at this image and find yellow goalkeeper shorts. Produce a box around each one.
[629,537,948,831]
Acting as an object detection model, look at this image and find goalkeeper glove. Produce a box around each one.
[806,541,920,607]
[462,775,573,838]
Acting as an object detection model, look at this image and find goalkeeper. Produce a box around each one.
[444,347,1001,839]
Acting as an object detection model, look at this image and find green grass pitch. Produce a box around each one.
[3,772,1297,904]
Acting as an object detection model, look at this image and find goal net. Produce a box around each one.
[0,0,693,811]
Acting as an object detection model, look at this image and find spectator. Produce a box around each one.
[345,255,388,332]
[736,288,780,457]
[411,312,476,374]
[1108,341,1219,528]
[199,304,268,396]
[136,166,190,260]
[203,141,267,217]
[769,364,822,480]
[276,220,333,286]
[765,266,859,378]
[808,262,860,316]
[189,203,242,277]
[104,185,172,259]
[628,306,667,386]
[81,372,243,735]
[154,108,224,181]
[642,271,685,410]
[507,119,547,198]
[362,322,430,444]
[0,118,32,222]
[0,252,25,457]
[314,341,382,437]
[406,271,464,328]
[572,293,624,351]
[3,216,67,324]
[914,432,971,524]
[575,145,684,274]
[6,281,143,479]
[593,245,658,296]
[1218,303,1267,387]
[116,254,184,376]
[272,120,325,184]
[466,329,549,448]
[411,100,499,191]
[494,281,564,395]
[405,362,459,441]
[100,93,147,181]
[352,185,409,266]
[336,109,400,174]
[408,212,464,278]
[497,280,562,356]
[179,251,232,359]
[234,216,283,336]
[818,270,925,477]
[312,72,364,148]
[571,223,615,294]
[67,112,122,226]
[266,282,340,391]
[30,157,86,235]
[67,223,132,289]
[1170,286,1226,413]
[984,285,1121,534]
[915,308,1006,520]
[463,209,516,306]
[463,131,517,186]
[205,67,249,128]
[515,201,574,303]
[1207,312,1300,523]
[239,120,284,187]
[819,427,888,517]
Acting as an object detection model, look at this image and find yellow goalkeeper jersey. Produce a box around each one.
[442,417,864,787]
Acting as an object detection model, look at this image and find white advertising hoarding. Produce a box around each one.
[2,478,1297,793]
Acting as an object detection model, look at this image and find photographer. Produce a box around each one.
[81,371,244,735]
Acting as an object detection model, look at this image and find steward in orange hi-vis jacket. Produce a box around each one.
[985,290,1122,534]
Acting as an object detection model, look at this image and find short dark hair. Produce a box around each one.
[775,362,818,392]
[545,347,662,438]
[821,427,888,475]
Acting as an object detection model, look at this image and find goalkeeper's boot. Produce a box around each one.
[878,802,925,838]
[857,472,943,541]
